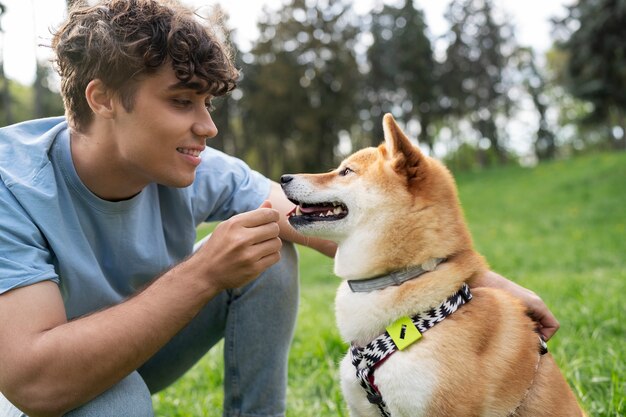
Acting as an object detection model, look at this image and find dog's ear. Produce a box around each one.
[382,113,425,182]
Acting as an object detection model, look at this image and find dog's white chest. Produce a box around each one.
[335,282,399,345]
[339,349,438,417]
[335,283,440,416]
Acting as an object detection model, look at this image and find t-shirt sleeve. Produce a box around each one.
[191,147,271,224]
[0,182,59,294]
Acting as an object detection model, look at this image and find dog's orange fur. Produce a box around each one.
[283,114,585,416]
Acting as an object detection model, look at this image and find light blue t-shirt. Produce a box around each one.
[0,117,271,319]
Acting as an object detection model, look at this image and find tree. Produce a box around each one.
[364,0,438,151]
[553,0,626,149]
[239,0,361,177]
[201,5,243,158]
[0,1,13,126]
[439,0,517,166]
[515,47,556,160]
[32,62,64,119]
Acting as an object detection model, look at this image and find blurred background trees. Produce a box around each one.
[363,0,437,151]
[0,1,11,126]
[553,0,626,151]
[238,0,360,178]
[1,0,625,177]
[439,0,516,167]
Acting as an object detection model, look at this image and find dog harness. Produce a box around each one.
[349,283,550,417]
[349,284,473,417]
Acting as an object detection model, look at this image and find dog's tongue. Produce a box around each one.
[300,204,332,214]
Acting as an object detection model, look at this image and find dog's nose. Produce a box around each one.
[280,175,294,185]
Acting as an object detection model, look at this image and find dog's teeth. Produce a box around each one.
[334,207,342,215]
[326,210,333,216]
[296,206,302,216]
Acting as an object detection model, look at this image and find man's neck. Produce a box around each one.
[69,127,145,201]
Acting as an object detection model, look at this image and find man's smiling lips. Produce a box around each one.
[176,146,204,166]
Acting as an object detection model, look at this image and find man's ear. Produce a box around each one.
[382,113,425,181]
[85,79,116,119]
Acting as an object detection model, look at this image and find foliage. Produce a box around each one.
[542,47,616,157]
[514,47,557,161]
[1,2,63,125]
[553,0,626,149]
[239,0,361,178]
[154,151,626,416]
[201,6,243,158]
[1,0,625,174]
[1,79,48,125]
[32,63,64,119]
[443,141,515,172]
[439,0,517,166]
[363,0,437,150]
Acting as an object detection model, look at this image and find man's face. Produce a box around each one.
[109,65,217,190]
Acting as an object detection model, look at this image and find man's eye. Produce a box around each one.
[339,167,353,176]
[173,99,192,107]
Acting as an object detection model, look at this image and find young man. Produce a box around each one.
[0,1,558,416]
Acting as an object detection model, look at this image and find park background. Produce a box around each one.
[1,0,624,415]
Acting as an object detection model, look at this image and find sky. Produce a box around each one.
[1,0,574,86]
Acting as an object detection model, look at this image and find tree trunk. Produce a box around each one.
[0,62,12,125]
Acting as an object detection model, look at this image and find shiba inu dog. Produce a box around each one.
[280,114,585,416]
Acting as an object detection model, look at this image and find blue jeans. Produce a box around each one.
[0,242,299,417]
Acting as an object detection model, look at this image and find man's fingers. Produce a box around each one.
[241,221,280,246]
[235,237,282,278]
[540,325,558,342]
[527,299,560,341]
[536,314,560,341]
[251,236,283,260]
[256,250,282,271]
[235,206,279,228]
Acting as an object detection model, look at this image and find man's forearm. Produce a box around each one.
[3,260,218,417]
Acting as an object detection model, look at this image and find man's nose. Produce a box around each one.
[192,111,218,140]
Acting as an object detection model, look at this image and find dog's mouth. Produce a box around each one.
[287,199,349,223]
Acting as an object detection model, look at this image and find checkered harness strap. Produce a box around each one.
[349,284,473,417]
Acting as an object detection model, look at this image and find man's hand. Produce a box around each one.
[474,270,560,341]
[193,200,282,292]
[267,182,338,258]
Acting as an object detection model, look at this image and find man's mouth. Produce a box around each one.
[176,147,202,157]
[287,200,348,222]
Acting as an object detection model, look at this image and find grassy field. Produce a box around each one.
[153,151,626,416]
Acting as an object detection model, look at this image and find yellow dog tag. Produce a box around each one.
[386,316,422,350]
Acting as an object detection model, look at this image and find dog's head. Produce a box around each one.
[281,114,472,273]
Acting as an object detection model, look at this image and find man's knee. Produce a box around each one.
[64,372,153,417]
[253,241,299,299]
[275,241,299,281]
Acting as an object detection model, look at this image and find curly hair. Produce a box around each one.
[52,0,239,132]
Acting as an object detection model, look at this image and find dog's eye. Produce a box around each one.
[339,167,353,176]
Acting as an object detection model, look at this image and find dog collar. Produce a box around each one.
[347,258,446,293]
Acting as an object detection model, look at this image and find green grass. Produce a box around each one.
[153,152,626,416]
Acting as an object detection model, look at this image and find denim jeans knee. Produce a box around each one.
[64,372,153,417]
[0,372,153,417]
[223,241,299,417]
